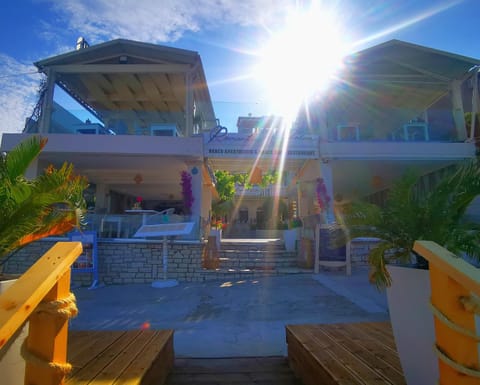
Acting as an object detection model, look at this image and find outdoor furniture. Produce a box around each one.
[100,215,122,238]
[286,322,406,385]
[403,122,429,141]
[67,329,174,385]
[125,209,159,225]
[336,124,360,141]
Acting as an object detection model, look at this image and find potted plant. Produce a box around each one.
[339,161,480,385]
[0,136,87,383]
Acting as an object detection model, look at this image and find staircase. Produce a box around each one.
[166,357,302,385]
[201,239,312,281]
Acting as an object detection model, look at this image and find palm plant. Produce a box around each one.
[0,136,88,260]
[338,160,480,289]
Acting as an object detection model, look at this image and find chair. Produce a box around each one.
[100,215,123,238]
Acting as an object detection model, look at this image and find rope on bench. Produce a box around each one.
[21,292,78,375]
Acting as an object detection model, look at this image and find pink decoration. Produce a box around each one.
[316,178,331,211]
[180,171,194,214]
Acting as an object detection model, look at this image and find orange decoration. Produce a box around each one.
[250,166,262,184]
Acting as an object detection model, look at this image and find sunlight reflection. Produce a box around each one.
[353,0,463,48]
[254,3,348,123]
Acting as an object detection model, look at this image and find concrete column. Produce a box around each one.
[188,164,202,223]
[95,183,108,212]
[38,69,56,133]
[320,160,335,223]
[24,158,39,180]
[451,80,467,141]
[185,72,194,137]
[470,69,479,140]
[317,104,329,140]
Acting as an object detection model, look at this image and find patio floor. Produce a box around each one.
[70,267,389,357]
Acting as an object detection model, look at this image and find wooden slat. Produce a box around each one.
[67,331,141,384]
[286,322,406,385]
[67,329,173,385]
[118,330,174,385]
[67,331,128,376]
[317,324,405,384]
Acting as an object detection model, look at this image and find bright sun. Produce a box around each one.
[255,5,349,124]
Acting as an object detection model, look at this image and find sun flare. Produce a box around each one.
[255,5,349,124]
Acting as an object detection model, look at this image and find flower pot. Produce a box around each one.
[0,278,28,385]
[210,229,222,250]
[284,229,299,252]
[386,265,438,385]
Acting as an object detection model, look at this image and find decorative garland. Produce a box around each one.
[316,178,331,211]
[180,171,194,214]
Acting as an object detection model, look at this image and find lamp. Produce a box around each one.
[134,173,143,184]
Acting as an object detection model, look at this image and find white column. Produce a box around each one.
[320,160,335,223]
[451,80,467,141]
[38,69,56,133]
[24,158,39,180]
[317,105,329,141]
[185,72,194,137]
[189,164,202,223]
[95,183,108,212]
[470,69,479,140]
[296,182,302,218]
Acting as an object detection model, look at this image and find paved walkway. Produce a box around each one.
[71,267,389,357]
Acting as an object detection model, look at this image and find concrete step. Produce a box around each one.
[199,268,312,281]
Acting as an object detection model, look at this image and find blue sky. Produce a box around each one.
[0,0,479,137]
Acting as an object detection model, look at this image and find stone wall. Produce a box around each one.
[1,238,379,286]
[2,239,205,287]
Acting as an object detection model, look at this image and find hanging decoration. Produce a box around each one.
[316,178,331,212]
[180,171,194,214]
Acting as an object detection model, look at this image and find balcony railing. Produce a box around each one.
[235,185,287,197]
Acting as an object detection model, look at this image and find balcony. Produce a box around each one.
[235,184,287,197]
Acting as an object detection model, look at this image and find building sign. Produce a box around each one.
[204,133,318,159]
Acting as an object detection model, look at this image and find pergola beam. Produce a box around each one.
[49,64,192,74]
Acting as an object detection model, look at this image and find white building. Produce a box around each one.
[1,39,479,241]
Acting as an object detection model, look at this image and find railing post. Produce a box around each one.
[429,264,479,384]
[24,270,72,385]
[414,241,480,385]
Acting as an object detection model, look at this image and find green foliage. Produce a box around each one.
[213,170,236,202]
[340,161,480,289]
[0,136,88,259]
[259,170,279,188]
[232,173,252,190]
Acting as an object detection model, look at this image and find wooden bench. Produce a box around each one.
[286,322,406,385]
[67,329,174,385]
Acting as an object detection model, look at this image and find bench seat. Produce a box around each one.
[286,322,405,385]
[67,329,174,385]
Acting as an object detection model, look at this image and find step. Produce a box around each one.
[166,356,303,385]
[218,259,298,270]
[200,268,312,281]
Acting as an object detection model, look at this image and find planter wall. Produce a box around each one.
[386,265,439,385]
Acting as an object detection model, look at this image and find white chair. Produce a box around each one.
[100,215,122,238]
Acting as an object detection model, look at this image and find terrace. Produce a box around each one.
[1,240,479,384]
